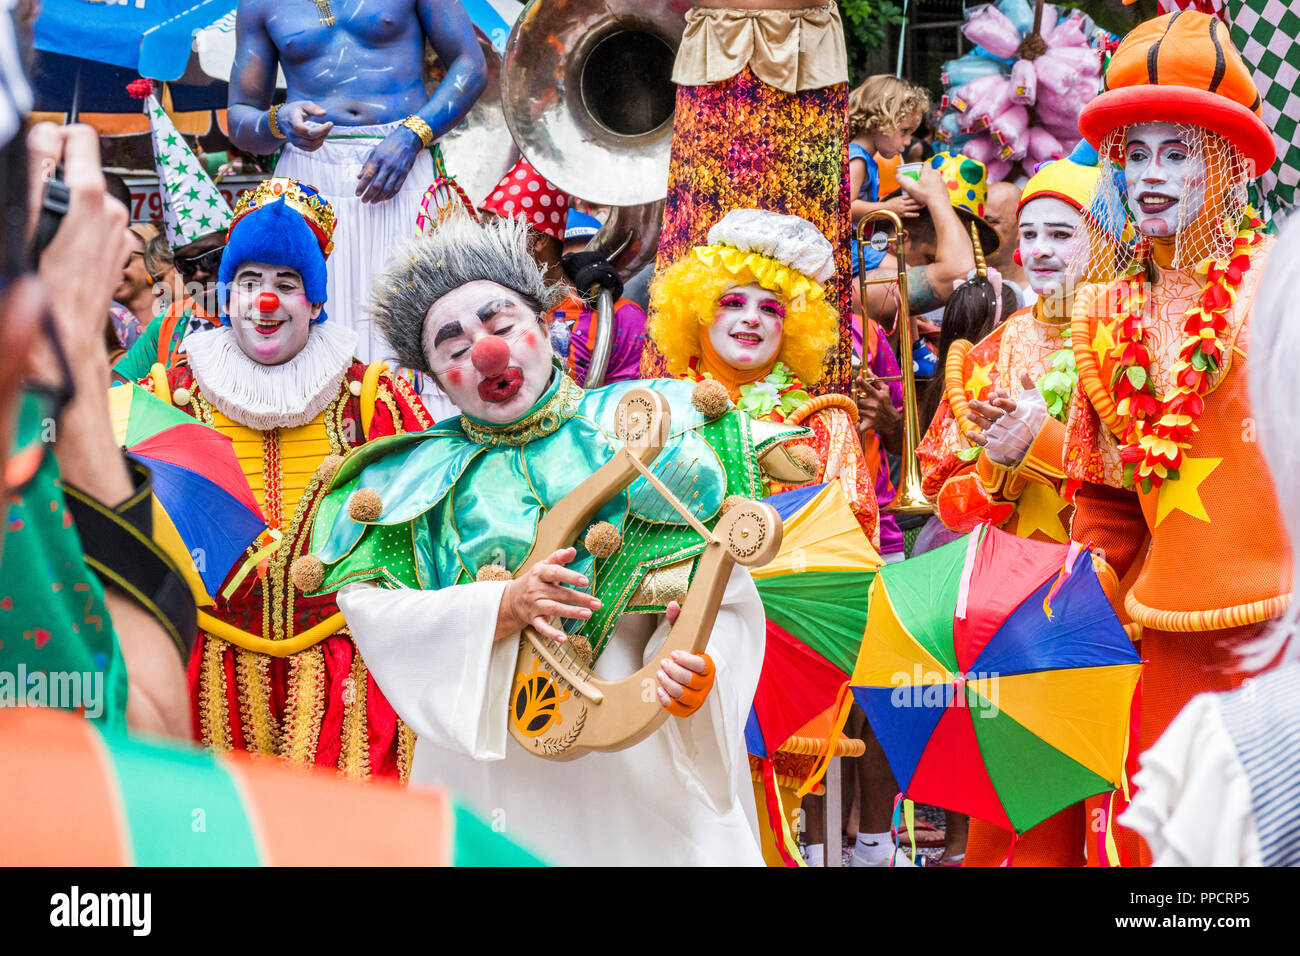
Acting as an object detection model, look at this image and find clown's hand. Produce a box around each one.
[979,376,1048,467]
[657,599,717,718]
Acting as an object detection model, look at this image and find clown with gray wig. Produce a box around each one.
[298,213,815,865]
[139,177,433,779]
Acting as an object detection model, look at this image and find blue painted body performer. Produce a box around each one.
[226,0,488,404]
[227,0,486,203]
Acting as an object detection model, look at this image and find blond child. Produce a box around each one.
[848,75,931,225]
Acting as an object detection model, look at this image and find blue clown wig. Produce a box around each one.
[218,196,330,324]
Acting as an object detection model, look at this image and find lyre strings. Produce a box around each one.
[547,454,709,678]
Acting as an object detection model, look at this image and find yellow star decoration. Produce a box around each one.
[1092,320,1116,365]
[964,360,995,400]
[1014,481,1069,543]
[1155,456,1222,526]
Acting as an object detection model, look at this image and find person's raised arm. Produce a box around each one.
[355,0,487,203]
[901,165,975,305]
[226,0,333,155]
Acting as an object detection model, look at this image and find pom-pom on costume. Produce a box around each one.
[297,215,810,865]
[641,2,855,393]
[650,209,880,547]
[140,178,433,780]
[1063,12,1291,864]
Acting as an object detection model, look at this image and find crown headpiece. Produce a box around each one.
[232,178,337,256]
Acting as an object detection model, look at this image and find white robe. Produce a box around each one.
[338,567,767,866]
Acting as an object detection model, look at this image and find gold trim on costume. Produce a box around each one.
[199,637,233,752]
[460,375,583,446]
[337,653,372,780]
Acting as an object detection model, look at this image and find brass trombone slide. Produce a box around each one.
[854,210,934,516]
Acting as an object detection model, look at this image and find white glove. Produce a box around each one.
[982,386,1048,467]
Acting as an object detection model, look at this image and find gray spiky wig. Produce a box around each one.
[369,213,567,376]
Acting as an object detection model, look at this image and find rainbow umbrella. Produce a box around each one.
[108,383,268,604]
[746,481,881,761]
[851,525,1141,848]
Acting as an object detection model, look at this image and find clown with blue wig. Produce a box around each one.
[138,178,433,779]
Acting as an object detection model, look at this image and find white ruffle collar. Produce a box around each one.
[185,321,358,430]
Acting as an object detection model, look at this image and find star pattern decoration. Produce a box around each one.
[144,94,232,248]
[1092,320,1117,366]
[964,359,995,401]
[1013,482,1069,543]
[1155,456,1222,526]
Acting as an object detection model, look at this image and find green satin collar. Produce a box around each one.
[459,364,583,447]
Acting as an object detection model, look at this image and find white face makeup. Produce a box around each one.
[706,283,786,371]
[1123,121,1206,238]
[422,279,554,424]
[227,263,320,365]
[1017,196,1087,299]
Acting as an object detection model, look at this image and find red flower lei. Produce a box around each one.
[1107,212,1263,491]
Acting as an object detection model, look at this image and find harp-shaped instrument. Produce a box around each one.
[507,388,783,760]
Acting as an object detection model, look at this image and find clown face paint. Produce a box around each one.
[706,283,786,371]
[227,263,320,365]
[1123,122,1206,238]
[422,280,553,423]
[1017,196,1086,299]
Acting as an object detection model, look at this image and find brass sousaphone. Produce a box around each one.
[502,0,693,386]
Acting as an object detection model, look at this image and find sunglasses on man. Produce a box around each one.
[174,244,225,278]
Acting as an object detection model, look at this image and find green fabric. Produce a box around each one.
[754,570,874,674]
[451,802,547,867]
[967,685,1113,834]
[101,728,263,866]
[113,311,179,382]
[310,373,805,663]
[878,537,965,674]
[0,392,127,730]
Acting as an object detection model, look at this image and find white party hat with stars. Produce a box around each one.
[143,92,233,248]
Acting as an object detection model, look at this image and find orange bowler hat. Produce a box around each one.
[1079,11,1276,174]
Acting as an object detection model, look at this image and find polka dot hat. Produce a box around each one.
[480,157,570,242]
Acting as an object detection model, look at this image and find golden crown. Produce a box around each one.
[232,178,338,255]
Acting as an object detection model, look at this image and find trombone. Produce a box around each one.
[854,210,934,516]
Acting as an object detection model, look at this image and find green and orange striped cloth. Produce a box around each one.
[0,708,542,866]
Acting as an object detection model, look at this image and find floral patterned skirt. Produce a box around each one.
[642,68,853,395]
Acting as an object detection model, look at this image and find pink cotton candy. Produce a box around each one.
[1035,54,1081,96]
[1010,59,1038,106]
[991,104,1030,160]
[986,158,1013,183]
[1048,13,1089,50]
[948,73,1007,114]
[963,4,1023,60]
[1027,126,1065,165]
[1038,3,1059,37]
[1043,45,1102,76]
[961,133,1000,164]
[966,75,1015,129]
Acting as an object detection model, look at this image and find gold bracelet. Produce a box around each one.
[268,104,287,140]
[400,114,434,148]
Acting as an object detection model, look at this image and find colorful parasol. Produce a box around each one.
[746,481,881,760]
[745,482,881,866]
[108,383,268,605]
[851,525,1141,852]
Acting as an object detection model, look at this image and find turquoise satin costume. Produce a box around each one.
[306,366,807,663]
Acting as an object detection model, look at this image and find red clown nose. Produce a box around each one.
[256,292,281,314]
[471,335,511,376]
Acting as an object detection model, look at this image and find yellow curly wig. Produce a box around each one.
[648,249,840,386]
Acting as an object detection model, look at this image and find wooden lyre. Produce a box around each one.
[507,388,783,760]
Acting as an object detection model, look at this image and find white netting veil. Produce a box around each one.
[1087,122,1251,279]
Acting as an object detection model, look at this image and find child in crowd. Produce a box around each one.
[847,75,931,226]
